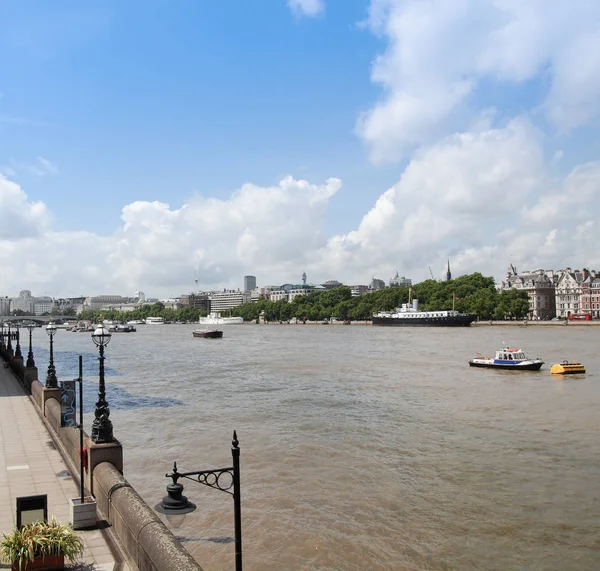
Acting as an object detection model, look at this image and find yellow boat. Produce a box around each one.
[550,361,586,375]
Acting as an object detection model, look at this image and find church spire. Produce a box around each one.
[446,260,451,282]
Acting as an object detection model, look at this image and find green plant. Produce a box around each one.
[0,518,84,570]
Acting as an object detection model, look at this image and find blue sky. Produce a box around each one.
[2,0,600,297]
[1,0,393,235]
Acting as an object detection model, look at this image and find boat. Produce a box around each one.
[373,298,476,327]
[192,329,223,338]
[198,312,243,325]
[113,324,136,333]
[469,348,544,370]
[145,316,165,325]
[550,361,586,374]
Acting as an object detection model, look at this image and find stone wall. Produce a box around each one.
[19,368,204,571]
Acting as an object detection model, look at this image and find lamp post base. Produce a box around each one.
[83,436,123,497]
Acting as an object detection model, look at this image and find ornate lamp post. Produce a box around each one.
[45,321,58,388]
[0,322,5,350]
[155,431,242,571]
[26,323,36,367]
[91,323,113,444]
[14,328,22,359]
[7,322,13,354]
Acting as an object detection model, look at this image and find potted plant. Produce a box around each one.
[0,519,84,571]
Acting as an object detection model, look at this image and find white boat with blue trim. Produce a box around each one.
[469,348,544,370]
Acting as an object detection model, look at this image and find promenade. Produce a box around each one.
[0,361,130,570]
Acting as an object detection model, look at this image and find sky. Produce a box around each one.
[1,0,600,298]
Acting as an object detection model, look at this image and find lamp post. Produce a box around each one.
[91,323,113,444]
[7,322,13,354]
[45,321,58,388]
[155,431,242,571]
[0,322,5,350]
[14,328,22,359]
[26,323,36,367]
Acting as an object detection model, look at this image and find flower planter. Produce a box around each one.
[11,554,64,570]
[69,496,97,529]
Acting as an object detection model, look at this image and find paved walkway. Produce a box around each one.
[0,360,131,570]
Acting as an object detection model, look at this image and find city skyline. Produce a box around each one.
[2,1,600,297]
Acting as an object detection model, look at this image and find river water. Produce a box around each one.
[33,323,600,570]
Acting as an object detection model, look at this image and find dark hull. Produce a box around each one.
[372,314,476,327]
[193,330,223,338]
[469,361,543,370]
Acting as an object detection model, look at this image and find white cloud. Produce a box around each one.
[287,0,324,18]
[359,0,600,162]
[1,126,599,298]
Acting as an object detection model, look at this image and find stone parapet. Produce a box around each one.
[93,463,203,571]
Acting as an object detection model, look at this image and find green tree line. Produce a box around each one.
[74,272,529,323]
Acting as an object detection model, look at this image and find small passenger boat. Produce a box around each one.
[469,348,544,370]
[192,329,223,339]
[550,361,586,374]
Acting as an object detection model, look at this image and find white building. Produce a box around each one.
[34,296,54,315]
[555,268,585,318]
[389,272,412,288]
[265,284,316,302]
[0,297,9,316]
[501,266,556,319]
[10,290,35,314]
[209,290,251,312]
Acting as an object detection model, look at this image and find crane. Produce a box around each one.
[429,266,435,281]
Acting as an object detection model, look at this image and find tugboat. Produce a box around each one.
[469,348,544,370]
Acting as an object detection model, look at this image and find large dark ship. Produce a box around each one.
[372,299,476,327]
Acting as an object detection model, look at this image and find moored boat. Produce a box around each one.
[198,312,243,325]
[550,361,586,374]
[373,298,475,327]
[469,348,544,370]
[192,329,223,338]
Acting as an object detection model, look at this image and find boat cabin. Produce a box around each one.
[495,349,526,361]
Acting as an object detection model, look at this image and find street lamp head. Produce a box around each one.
[26,322,36,333]
[91,323,112,347]
[46,321,57,337]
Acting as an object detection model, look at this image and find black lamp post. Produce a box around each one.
[45,321,58,388]
[0,322,5,350]
[155,431,242,571]
[7,322,13,354]
[26,323,36,367]
[14,328,22,359]
[91,323,113,444]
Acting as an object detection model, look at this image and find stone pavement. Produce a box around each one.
[0,361,131,570]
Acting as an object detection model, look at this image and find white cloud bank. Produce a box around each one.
[2,119,599,297]
[359,0,600,162]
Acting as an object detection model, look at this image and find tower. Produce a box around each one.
[446,260,451,282]
[302,272,307,285]
[244,276,257,292]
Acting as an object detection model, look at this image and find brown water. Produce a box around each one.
[39,324,600,570]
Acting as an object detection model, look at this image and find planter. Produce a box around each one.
[11,554,64,570]
[69,496,97,529]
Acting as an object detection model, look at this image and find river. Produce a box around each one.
[33,323,600,570]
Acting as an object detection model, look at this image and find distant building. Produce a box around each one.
[10,290,35,314]
[581,271,600,318]
[389,272,411,288]
[501,266,556,319]
[321,280,343,290]
[554,268,586,318]
[0,296,9,316]
[369,278,386,292]
[209,290,251,312]
[244,276,257,292]
[446,260,452,282]
[34,296,54,315]
[349,285,368,297]
[264,283,315,302]
[180,293,210,311]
